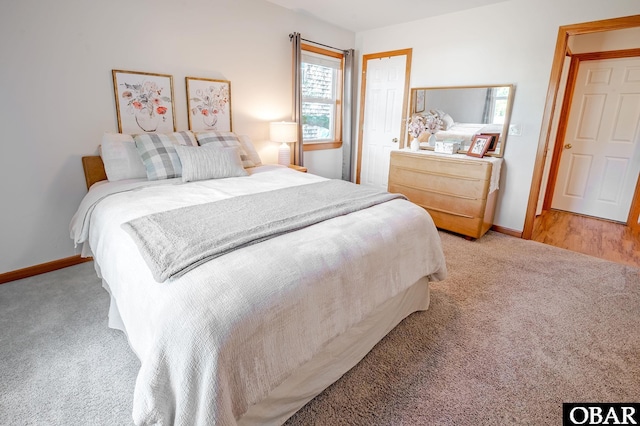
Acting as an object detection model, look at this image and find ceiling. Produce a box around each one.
[265,0,510,32]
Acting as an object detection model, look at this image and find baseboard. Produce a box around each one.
[491,225,523,238]
[0,255,93,285]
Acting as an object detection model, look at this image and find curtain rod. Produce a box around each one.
[289,33,349,53]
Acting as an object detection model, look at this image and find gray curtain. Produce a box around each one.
[290,32,303,166]
[482,88,495,123]
[342,49,356,181]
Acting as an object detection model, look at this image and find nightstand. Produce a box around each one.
[288,164,308,173]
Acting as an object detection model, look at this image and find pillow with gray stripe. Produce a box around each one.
[174,144,248,182]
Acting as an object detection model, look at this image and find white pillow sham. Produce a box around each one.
[441,113,455,130]
[100,133,147,181]
[174,144,248,182]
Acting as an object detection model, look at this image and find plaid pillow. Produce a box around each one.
[195,131,256,168]
[238,134,262,167]
[134,131,197,180]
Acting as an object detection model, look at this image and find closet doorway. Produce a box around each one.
[547,52,640,223]
[524,15,640,245]
[356,49,412,189]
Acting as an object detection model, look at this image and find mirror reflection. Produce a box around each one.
[409,84,514,157]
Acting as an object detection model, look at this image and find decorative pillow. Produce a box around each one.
[174,145,248,182]
[100,133,147,181]
[170,130,198,147]
[196,131,256,168]
[441,113,455,130]
[134,131,197,180]
[237,134,262,167]
[429,109,454,130]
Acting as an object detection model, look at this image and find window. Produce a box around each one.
[492,87,510,124]
[301,45,343,147]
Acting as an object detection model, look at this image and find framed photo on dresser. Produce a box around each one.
[467,134,492,158]
[480,132,500,152]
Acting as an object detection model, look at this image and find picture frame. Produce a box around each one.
[480,132,500,152]
[112,70,176,134]
[186,77,232,132]
[414,90,425,113]
[467,134,492,158]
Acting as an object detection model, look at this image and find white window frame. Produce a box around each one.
[301,44,344,149]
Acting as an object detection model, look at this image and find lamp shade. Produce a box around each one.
[270,121,298,143]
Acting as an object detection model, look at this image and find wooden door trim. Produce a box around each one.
[572,48,640,61]
[628,176,640,231]
[542,54,579,210]
[355,48,412,184]
[523,14,640,239]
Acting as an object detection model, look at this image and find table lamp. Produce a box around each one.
[270,121,298,166]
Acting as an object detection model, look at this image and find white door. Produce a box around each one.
[552,56,640,222]
[359,55,407,190]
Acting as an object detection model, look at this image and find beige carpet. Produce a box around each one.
[0,231,638,425]
[286,231,640,425]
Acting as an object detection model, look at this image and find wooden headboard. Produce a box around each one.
[81,156,107,190]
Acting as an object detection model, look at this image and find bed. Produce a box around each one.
[415,109,504,151]
[433,122,503,144]
[70,132,447,425]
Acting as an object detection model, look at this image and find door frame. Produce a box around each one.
[523,15,640,238]
[355,48,412,184]
[543,48,640,213]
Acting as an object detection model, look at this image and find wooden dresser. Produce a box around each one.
[388,149,502,239]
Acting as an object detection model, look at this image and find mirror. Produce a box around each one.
[409,84,515,157]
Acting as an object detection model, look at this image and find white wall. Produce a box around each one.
[355,0,640,233]
[4,0,639,274]
[0,0,354,273]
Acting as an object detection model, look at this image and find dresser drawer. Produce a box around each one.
[390,183,486,218]
[389,167,488,199]
[425,209,486,239]
[391,151,492,181]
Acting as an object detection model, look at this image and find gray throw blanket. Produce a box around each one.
[122,179,407,282]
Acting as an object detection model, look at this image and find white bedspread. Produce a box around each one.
[70,165,447,425]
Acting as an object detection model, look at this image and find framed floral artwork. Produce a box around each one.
[112,70,176,134]
[467,134,492,158]
[414,90,425,113]
[186,77,232,132]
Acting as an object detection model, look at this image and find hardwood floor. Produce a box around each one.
[531,209,640,268]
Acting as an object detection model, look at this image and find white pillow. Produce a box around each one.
[237,134,262,167]
[100,133,147,181]
[174,145,248,182]
[441,113,455,130]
